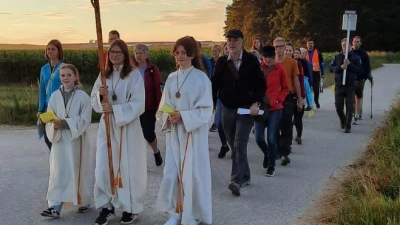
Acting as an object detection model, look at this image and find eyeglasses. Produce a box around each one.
[109,50,123,56]
[173,51,187,56]
[273,45,285,49]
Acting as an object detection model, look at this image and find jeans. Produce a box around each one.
[221,103,253,185]
[279,93,297,157]
[312,71,321,104]
[254,110,282,168]
[335,84,356,128]
[215,99,227,146]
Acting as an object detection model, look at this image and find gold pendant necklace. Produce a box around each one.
[176,67,194,99]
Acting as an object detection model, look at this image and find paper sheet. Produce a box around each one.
[160,104,176,115]
[237,108,264,115]
[39,110,60,123]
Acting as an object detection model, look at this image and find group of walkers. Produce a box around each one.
[35,27,372,225]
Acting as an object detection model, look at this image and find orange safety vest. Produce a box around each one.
[305,49,321,72]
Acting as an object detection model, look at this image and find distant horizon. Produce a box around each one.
[0,0,231,45]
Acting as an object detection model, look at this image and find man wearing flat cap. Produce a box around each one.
[212,29,266,196]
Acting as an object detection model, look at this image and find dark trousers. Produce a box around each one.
[312,71,321,104]
[279,93,297,157]
[44,130,52,150]
[294,104,305,138]
[335,85,356,128]
[221,103,253,185]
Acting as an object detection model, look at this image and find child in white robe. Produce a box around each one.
[41,64,93,218]
[156,36,213,225]
[91,39,147,225]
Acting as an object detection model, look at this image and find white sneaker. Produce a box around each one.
[188,219,201,225]
[164,214,180,225]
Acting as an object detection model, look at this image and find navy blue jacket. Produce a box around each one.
[352,48,371,80]
[329,51,363,86]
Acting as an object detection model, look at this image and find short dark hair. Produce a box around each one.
[307,38,314,42]
[353,36,362,42]
[260,45,276,57]
[109,30,120,38]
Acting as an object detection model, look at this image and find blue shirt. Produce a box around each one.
[38,62,63,112]
[139,66,146,80]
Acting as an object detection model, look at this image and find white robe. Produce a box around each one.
[91,68,147,214]
[45,88,93,207]
[156,66,213,224]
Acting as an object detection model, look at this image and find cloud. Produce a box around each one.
[0,11,33,16]
[144,1,227,26]
[41,12,74,20]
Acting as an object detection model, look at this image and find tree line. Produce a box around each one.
[224,0,400,51]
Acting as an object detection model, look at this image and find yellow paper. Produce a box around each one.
[40,110,60,123]
[160,104,175,115]
[331,85,335,93]
[308,109,314,118]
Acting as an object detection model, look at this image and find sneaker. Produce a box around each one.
[120,212,138,224]
[228,182,240,196]
[188,219,201,225]
[94,208,115,225]
[304,106,312,111]
[340,118,346,129]
[359,114,363,120]
[154,150,163,166]
[217,145,230,158]
[316,102,320,109]
[281,156,291,166]
[344,127,351,133]
[41,207,60,218]
[265,166,275,177]
[76,204,90,213]
[295,137,302,145]
[209,123,217,132]
[164,214,180,225]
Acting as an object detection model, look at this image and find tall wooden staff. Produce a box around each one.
[91,0,115,195]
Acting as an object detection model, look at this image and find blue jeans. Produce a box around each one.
[254,110,282,168]
[215,99,227,146]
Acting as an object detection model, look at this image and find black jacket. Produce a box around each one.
[329,51,363,86]
[212,51,266,109]
[352,48,371,80]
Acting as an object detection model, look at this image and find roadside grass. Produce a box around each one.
[310,95,400,225]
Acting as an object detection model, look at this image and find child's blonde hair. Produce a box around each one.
[60,64,83,88]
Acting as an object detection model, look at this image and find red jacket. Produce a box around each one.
[134,59,163,110]
[261,62,289,111]
[296,59,306,98]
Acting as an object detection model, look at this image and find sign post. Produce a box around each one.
[341,10,357,85]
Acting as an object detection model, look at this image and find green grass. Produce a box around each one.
[313,96,400,225]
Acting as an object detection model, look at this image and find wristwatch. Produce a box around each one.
[255,102,261,107]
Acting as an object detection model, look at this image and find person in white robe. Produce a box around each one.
[41,64,93,218]
[156,36,213,225]
[91,39,147,225]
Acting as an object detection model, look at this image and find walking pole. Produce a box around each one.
[91,0,115,195]
[370,82,373,118]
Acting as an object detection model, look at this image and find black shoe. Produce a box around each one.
[228,182,240,196]
[154,150,163,166]
[265,166,275,177]
[340,119,346,129]
[76,204,90,213]
[209,123,217,132]
[304,106,312,111]
[281,156,290,166]
[41,207,60,218]
[344,127,351,133]
[295,137,302,145]
[95,208,115,225]
[120,212,138,224]
[316,102,320,109]
[262,154,268,169]
[218,145,230,158]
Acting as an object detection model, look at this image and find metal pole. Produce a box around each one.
[342,14,351,85]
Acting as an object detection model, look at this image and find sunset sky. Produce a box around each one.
[0,0,231,45]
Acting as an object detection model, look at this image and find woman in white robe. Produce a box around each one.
[156,36,213,225]
[41,64,93,218]
[91,39,147,225]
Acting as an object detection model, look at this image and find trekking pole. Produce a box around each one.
[370,82,373,118]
